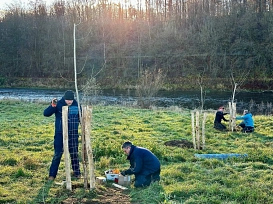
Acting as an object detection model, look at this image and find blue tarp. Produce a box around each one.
[194,153,248,159]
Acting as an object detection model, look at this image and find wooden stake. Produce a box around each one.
[62,106,72,190]
[83,106,96,189]
[202,112,207,150]
[228,102,232,131]
[81,108,88,188]
[228,102,237,131]
[191,111,196,150]
[196,111,200,150]
[232,102,236,130]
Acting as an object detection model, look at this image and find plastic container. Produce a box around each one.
[105,170,119,181]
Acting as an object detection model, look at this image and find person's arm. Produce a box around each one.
[223,115,229,122]
[121,164,135,176]
[121,157,143,175]
[219,112,228,122]
[235,115,246,120]
[43,98,57,117]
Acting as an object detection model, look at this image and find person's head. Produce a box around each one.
[243,110,248,115]
[64,90,74,106]
[122,141,132,155]
[218,106,224,111]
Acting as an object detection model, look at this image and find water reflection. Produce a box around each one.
[0,88,272,114]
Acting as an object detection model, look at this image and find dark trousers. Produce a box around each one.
[239,124,254,133]
[49,133,80,178]
[134,169,161,188]
[214,122,227,131]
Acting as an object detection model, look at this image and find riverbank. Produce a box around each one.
[1,77,273,92]
[1,87,273,115]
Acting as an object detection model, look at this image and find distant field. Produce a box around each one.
[0,100,273,203]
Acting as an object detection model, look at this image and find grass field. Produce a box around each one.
[0,100,273,203]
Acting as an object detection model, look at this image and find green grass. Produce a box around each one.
[0,99,273,203]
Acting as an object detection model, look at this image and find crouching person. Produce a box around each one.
[235,110,254,133]
[120,141,161,188]
[213,106,229,131]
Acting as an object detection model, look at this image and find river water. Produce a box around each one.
[1,88,273,114]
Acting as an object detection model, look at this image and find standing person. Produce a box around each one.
[235,110,254,133]
[44,90,81,181]
[214,106,229,131]
[120,141,161,188]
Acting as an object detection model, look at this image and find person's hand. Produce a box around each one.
[51,98,57,107]
[120,170,126,176]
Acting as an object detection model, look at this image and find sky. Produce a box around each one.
[0,0,141,10]
[0,0,55,10]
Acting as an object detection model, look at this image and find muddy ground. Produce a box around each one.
[62,184,132,204]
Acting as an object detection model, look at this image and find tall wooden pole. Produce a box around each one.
[73,23,88,187]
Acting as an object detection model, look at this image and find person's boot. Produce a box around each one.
[48,176,55,181]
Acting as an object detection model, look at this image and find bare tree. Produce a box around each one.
[229,61,250,131]
[136,69,165,108]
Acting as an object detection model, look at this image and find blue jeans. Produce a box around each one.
[49,133,80,178]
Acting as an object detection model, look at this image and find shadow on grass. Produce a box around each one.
[31,180,54,203]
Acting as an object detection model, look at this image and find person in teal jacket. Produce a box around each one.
[235,110,254,133]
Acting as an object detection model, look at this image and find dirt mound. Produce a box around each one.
[164,139,193,148]
[61,184,132,204]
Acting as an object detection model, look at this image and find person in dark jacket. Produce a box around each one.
[120,141,161,188]
[235,110,254,133]
[214,106,229,131]
[44,90,81,181]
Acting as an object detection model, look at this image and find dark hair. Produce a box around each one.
[122,141,132,149]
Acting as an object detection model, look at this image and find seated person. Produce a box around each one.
[214,106,229,131]
[235,110,254,133]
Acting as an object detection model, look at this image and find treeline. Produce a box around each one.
[0,0,273,90]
